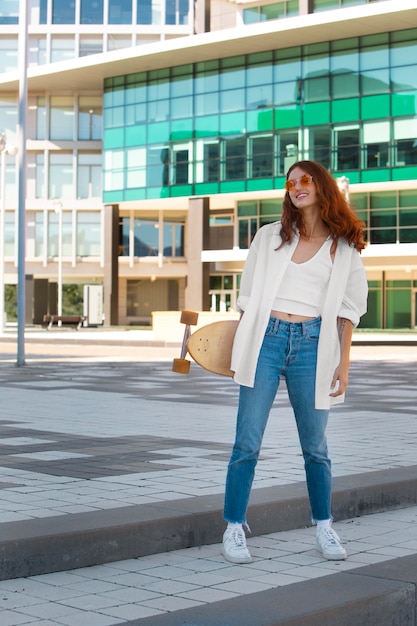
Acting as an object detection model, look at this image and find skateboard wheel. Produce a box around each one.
[180,310,199,326]
[172,358,191,374]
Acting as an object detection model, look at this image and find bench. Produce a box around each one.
[42,315,87,330]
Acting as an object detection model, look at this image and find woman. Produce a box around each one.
[222,160,368,564]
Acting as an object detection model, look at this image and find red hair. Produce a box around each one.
[280,160,366,253]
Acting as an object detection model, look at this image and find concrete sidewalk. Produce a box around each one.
[0,331,417,624]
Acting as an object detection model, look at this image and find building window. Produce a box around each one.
[5,211,15,256]
[137,0,156,24]
[237,199,281,248]
[79,37,103,57]
[36,154,45,198]
[76,212,101,256]
[77,152,102,198]
[50,96,74,140]
[243,0,298,24]
[51,37,75,63]
[35,212,44,257]
[36,97,46,140]
[0,0,19,24]
[0,96,17,136]
[49,152,73,199]
[0,38,18,74]
[48,210,72,257]
[29,38,47,66]
[52,0,76,24]
[108,0,132,24]
[78,96,103,140]
[80,0,103,24]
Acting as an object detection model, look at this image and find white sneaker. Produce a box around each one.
[316,526,347,560]
[222,525,252,564]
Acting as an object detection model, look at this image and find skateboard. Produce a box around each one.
[172,310,239,377]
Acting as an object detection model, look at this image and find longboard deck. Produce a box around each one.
[187,319,239,377]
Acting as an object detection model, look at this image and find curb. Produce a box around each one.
[1,465,417,581]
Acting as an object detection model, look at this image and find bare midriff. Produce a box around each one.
[270,310,315,322]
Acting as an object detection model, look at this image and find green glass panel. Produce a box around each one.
[125,125,146,146]
[247,178,273,192]
[303,102,330,125]
[146,187,163,199]
[386,281,411,288]
[392,166,417,181]
[103,128,124,149]
[194,183,219,195]
[361,169,390,183]
[368,281,382,288]
[392,92,417,117]
[399,190,417,208]
[171,185,192,197]
[220,181,245,193]
[170,119,193,140]
[247,51,273,65]
[399,209,417,226]
[331,98,359,122]
[361,95,390,119]
[103,190,122,203]
[332,74,359,99]
[147,122,170,144]
[194,115,219,137]
[333,170,360,183]
[220,112,245,135]
[370,191,396,209]
[125,188,146,201]
[260,199,280,215]
[360,288,381,329]
[274,176,286,189]
[246,109,273,132]
[238,201,257,217]
[274,107,301,129]
[350,192,368,210]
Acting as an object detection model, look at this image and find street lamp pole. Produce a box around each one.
[54,201,63,325]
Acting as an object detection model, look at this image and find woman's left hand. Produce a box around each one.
[329,363,349,397]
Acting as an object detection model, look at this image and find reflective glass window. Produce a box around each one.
[224,137,246,180]
[50,97,74,140]
[51,37,75,63]
[40,0,47,23]
[0,38,17,73]
[250,135,274,178]
[108,36,132,50]
[391,39,417,67]
[391,66,417,92]
[360,44,389,71]
[36,154,45,198]
[48,210,72,257]
[78,96,103,140]
[35,212,44,257]
[77,152,102,198]
[195,139,220,183]
[49,152,73,199]
[52,0,76,24]
[79,37,103,57]
[109,0,132,24]
[80,0,103,24]
[0,0,19,24]
[308,127,331,168]
[0,96,17,136]
[76,212,101,256]
[361,69,390,96]
[332,73,359,98]
[137,0,153,24]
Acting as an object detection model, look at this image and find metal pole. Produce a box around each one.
[17,0,28,366]
[56,203,63,323]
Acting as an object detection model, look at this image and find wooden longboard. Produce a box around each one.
[187,319,239,377]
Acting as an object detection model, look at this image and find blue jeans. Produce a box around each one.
[224,316,332,525]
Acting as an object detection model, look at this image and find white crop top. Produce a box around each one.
[272,238,333,317]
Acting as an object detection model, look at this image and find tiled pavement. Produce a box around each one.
[0,329,417,624]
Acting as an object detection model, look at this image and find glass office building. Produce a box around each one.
[0,0,416,329]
